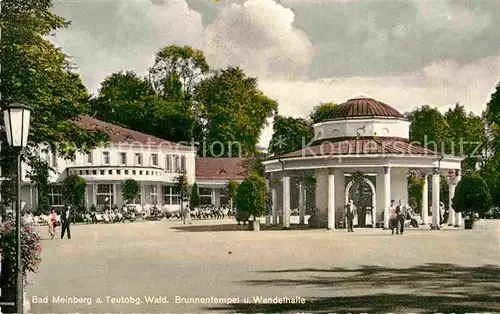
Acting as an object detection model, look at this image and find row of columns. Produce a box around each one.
[267,167,462,230]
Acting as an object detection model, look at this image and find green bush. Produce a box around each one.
[62,174,87,206]
[452,173,492,217]
[190,183,201,209]
[236,174,267,219]
[122,179,140,204]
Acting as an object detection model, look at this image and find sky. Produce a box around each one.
[50,0,500,148]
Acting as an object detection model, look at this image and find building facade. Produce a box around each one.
[263,97,464,229]
[1,116,247,211]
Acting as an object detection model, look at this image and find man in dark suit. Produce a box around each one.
[345,200,356,232]
[61,205,72,239]
[395,200,407,235]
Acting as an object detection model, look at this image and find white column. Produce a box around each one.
[214,188,221,208]
[112,183,117,205]
[383,166,391,229]
[431,168,440,230]
[265,179,271,226]
[422,174,429,225]
[282,176,291,229]
[327,172,335,230]
[157,184,163,205]
[29,185,33,210]
[454,170,462,227]
[298,182,305,224]
[93,184,97,206]
[272,188,278,225]
[211,189,216,206]
[447,173,456,226]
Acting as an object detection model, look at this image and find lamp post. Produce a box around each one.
[2,103,31,314]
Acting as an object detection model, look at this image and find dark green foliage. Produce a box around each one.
[121,179,140,204]
[190,183,201,209]
[452,173,492,217]
[408,106,451,152]
[236,174,267,218]
[480,156,500,207]
[195,67,278,157]
[268,116,314,156]
[61,174,87,206]
[309,102,338,124]
[485,82,500,155]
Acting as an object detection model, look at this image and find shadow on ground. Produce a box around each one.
[171,223,311,232]
[206,263,500,313]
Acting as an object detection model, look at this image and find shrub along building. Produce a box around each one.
[2,116,248,212]
[263,96,464,230]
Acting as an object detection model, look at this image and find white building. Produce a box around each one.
[263,96,464,229]
[3,116,247,211]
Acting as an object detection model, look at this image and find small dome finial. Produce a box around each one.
[349,94,371,100]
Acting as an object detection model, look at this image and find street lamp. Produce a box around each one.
[3,103,31,314]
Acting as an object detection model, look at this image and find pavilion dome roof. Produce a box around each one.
[324,96,404,120]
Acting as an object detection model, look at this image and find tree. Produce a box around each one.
[452,173,492,218]
[121,179,140,204]
[175,172,189,212]
[195,67,278,157]
[61,174,87,207]
[479,156,500,207]
[445,103,487,171]
[149,46,209,140]
[309,102,338,124]
[268,116,314,156]
[485,82,500,155]
[236,174,267,219]
[0,1,107,309]
[408,106,451,153]
[226,180,240,212]
[190,183,201,209]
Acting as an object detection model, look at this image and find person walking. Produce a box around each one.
[183,204,192,225]
[49,208,57,240]
[345,200,356,232]
[395,199,407,235]
[61,205,71,239]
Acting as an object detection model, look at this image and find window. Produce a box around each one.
[165,155,172,172]
[97,184,114,205]
[103,152,110,165]
[100,170,105,175]
[52,152,57,167]
[119,152,127,165]
[150,185,158,205]
[162,186,180,205]
[174,155,180,171]
[48,185,63,206]
[117,170,121,175]
[134,153,142,165]
[220,188,229,206]
[199,188,212,205]
[180,155,186,171]
[87,153,93,164]
[151,154,158,166]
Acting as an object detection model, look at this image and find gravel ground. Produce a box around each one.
[26,218,500,313]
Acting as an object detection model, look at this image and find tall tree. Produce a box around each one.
[309,102,338,124]
[408,106,451,153]
[480,156,500,207]
[0,0,107,309]
[92,71,197,143]
[149,46,209,140]
[485,82,500,155]
[445,103,487,171]
[195,67,278,157]
[268,116,314,156]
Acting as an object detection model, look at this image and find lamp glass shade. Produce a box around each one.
[3,103,31,148]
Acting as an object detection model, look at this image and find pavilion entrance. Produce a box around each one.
[346,178,375,227]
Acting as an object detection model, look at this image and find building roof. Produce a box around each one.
[325,97,404,120]
[195,157,249,181]
[74,116,192,150]
[275,137,437,159]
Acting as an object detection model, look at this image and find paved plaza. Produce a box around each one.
[27,219,499,313]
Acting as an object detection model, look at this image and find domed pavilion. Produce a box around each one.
[262,96,464,230]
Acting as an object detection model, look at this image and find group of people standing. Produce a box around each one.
[344,199,418,234]
[48,205,72,240]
